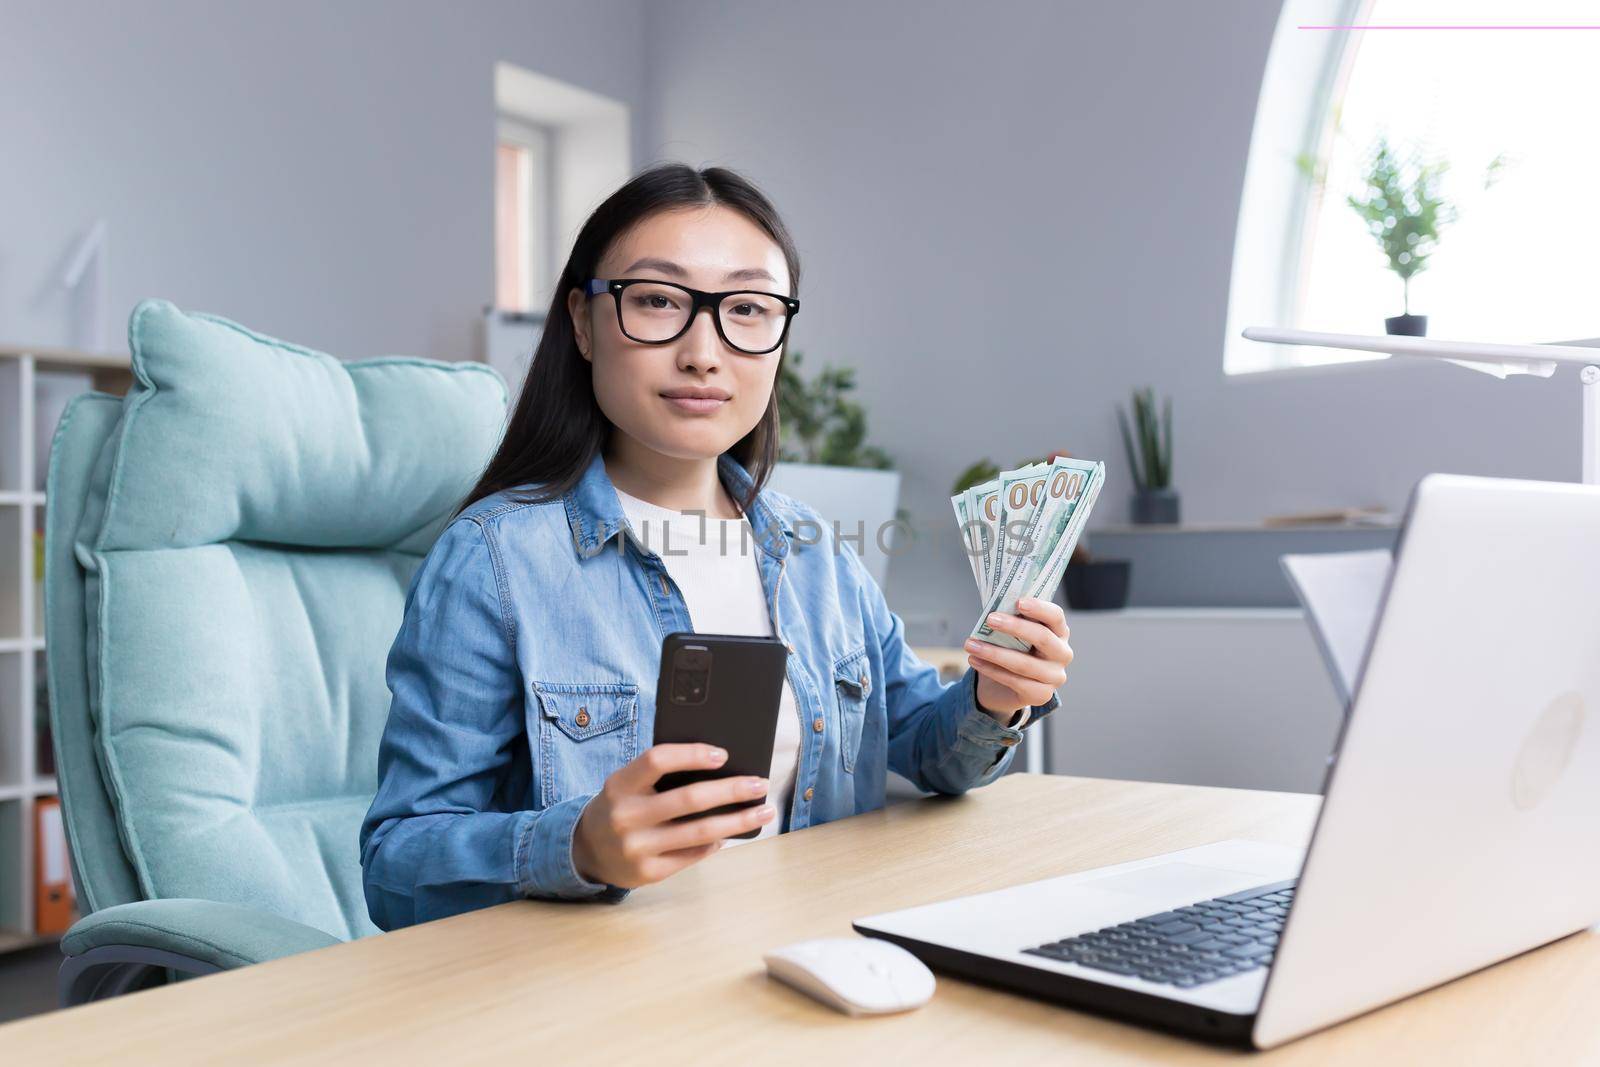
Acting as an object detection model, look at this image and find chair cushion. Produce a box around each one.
[75,299,506,941]
[45,393,145,915]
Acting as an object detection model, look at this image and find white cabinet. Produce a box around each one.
[1046,609,1344,794]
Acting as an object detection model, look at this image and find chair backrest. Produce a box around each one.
[44,299,507,941]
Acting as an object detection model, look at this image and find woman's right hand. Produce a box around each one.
[571,743,776,889]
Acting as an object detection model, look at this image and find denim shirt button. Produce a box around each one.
[804,786,814,801]
[812,717,824,733]
[575,707,590,727]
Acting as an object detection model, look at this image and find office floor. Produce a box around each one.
[0,944,60,1024]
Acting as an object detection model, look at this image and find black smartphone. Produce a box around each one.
[652,631,789,839]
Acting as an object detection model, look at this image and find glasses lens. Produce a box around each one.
[719,292,789,353]
[617,282,692,342]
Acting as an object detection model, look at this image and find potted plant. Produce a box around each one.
[1118,386,1177,524]
[951,450,1130,611]
[767,351,900,587]
[1347,135,1457,336]
[1061,533,1131,612]
[1302,134,1507,337]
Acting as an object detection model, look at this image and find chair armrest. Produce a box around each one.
[60,899,342,1006]
[64,898,342,968]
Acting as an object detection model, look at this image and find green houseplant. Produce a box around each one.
[768,350,901,588]
[950,459,1001,498]
[1300,134,1507,337]
[1118,385,1177,524]
[777,350,893,469]
[1346,134,1454,336]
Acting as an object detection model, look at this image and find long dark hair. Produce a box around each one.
[454,163,801,520]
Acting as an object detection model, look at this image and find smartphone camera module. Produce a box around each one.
[670,645,712,705]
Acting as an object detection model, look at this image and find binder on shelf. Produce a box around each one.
[34,796,75,935]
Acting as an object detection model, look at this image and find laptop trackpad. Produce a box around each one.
[1083,862,1265,901]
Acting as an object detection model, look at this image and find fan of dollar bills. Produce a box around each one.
[951,456,1106,652]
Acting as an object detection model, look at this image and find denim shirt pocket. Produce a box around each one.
[832,645,872,774]
[531,680,640,807]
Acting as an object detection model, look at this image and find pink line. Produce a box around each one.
[1300,24,1600,29]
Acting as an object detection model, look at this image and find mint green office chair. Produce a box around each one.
[44,300,506,1005]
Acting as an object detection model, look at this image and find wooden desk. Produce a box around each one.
[3,774,1597,1062]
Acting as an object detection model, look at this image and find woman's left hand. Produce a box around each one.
[964,596,1073,717]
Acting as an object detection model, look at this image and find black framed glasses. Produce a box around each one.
[585,278,800,355]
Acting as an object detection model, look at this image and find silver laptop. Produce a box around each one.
[855,473,1600,1049]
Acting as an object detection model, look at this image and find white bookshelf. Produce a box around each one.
[0,345,130,953]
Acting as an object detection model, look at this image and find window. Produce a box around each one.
[495,117,554,314]
[1225,0,1600,373]
[486,62,630,384]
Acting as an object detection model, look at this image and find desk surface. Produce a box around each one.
[4,774,1597,1063]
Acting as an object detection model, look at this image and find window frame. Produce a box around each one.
[1223,0,1376,376]
[495,116,556,315]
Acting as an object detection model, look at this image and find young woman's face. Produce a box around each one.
[568,204,792,464]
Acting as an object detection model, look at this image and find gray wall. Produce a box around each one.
[0,0,650,362]
[641,0,1575,628]
[4,0,1575,630]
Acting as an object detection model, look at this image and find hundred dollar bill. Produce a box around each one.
[964,483,995,600]
[1020,460,1105,605]
[992,462,1048,597]
[953,453,1108,653]
[1012,458,1100,601]
[970,457,1089,651]
[970,460,1076,650]
[950,492,984,591]
[969,479,1003,603]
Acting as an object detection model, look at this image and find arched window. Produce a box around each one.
[1225,0,1600,373]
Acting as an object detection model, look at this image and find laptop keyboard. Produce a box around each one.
[1021,878,1297,989]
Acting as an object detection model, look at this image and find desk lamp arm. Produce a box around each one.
[1242,327,1600,486]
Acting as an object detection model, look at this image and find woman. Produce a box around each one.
[359,163,1073,929]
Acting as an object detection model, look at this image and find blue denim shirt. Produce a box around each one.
[359,450,1059,929]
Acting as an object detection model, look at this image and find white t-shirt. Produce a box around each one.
[614,486,801,847]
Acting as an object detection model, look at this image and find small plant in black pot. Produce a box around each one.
[1118,386,1178,525]
[1347,134,1455,337]
[1301,134,1507,338]
[1062,535,1131,612]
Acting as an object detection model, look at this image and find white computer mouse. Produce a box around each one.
[763,936,936,1016]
